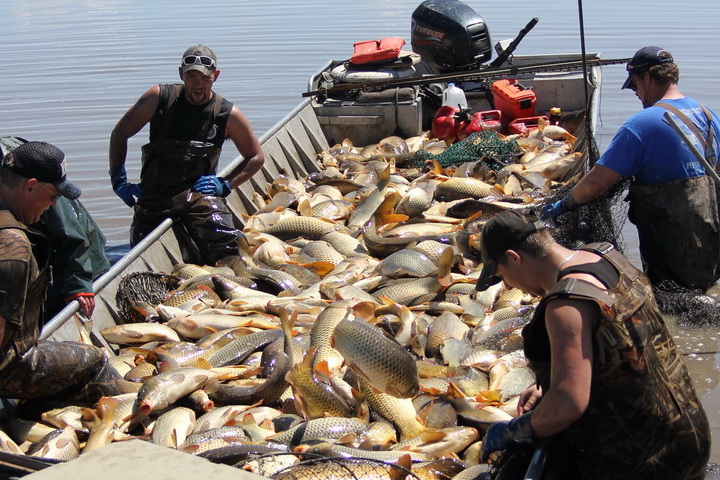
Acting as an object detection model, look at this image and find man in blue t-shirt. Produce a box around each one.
[542,46,720,291]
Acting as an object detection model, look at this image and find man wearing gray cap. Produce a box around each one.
[0,141,121,403]
[109,44,265,264]
[542,46,720,292]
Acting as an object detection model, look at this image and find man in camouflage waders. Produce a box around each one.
[0,141,121,405]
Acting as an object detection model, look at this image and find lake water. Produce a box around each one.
[2,0,719,464]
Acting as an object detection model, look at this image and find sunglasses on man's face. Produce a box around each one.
[38,182,61,202]
[183,55,215,68]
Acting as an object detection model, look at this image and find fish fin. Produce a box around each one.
[194,357,213,370]
[446,382,467,398]
[389,455,413,480]
[351,301,375,321]
[313,360,332,383]
[301,261,335,277]
[376,192,404,226]
[336,432,357,445]
[537,115,546,132]
[436,246,454,288]
[430,159,446,175]
[419,429,446,443]
[297,198,312,217]
[156,360,175,373]
[419,386,446,396]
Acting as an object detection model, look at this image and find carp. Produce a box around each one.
[331,317,419,399]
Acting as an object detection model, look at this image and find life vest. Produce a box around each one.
[0,209,50,371]
[139,84,231,209]
[349,37,406,65]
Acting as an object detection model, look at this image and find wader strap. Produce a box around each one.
[579,241,640,282]
[545,276,616,307]
[656,102,716,171]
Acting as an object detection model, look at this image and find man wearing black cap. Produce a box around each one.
[476,209,710,480]
[542,46,720,292]
[109,44,265,264]
[0,135,110,321]
[0,141,121,402]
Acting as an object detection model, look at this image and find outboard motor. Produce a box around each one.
[411,0,493,73]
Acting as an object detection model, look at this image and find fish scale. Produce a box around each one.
[151,406,196,448]
[331,317,419,398]
[263,216,338,240]
[207,329,283,367]
[350,371,425,441]
[268,417,368,447]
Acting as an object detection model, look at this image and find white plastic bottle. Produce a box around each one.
[442,82,468,109]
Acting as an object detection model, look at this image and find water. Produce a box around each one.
[2,0,719,463]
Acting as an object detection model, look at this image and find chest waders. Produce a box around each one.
[0,212,121,402]
[130,84,240,264]
[515,243,710,480]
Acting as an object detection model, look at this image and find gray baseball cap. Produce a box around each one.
[181,45,217,76]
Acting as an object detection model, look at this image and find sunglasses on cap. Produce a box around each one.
[182,55,216,68]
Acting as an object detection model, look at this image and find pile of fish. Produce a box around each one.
[1,124,583,479]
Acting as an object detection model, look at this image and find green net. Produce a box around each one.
[412,131,524,169]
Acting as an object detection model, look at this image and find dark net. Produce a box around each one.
[653,281,720,328]
[115,271,181,323]
[412,131,524,170]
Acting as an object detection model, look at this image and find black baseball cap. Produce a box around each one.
[1,141,81,200]
[476,209,544,291]
[621,46,674,90]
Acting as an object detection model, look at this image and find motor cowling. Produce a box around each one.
[410,0,493,73]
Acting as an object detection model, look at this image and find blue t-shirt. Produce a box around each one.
[598,97,720,185]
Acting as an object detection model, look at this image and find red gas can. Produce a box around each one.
[507,116,550,135]
[456,109,503,140]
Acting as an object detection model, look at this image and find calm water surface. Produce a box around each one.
[2,0,719,463]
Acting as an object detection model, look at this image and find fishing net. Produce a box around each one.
[412,131,524,170]
[539,178,630,254]
[115,271,181,323]
[540,175,720,326]
[653,281,720,328]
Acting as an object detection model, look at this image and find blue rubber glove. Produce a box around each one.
[480,413,540,462]
[540,192,577,224]
[192,175,232,197]
[109,165,143,208]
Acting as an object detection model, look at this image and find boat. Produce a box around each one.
[41,51,602,345]
[4,1,609,476]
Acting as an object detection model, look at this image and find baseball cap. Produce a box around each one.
[476,209,544,291]
[181,45,217,76]
[1,141,81,200]
[621,46,674,90]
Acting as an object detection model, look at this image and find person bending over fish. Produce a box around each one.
[109,45,265,264]
[476,210,710,480]
[0,141,122,406]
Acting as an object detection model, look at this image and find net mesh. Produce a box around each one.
[412,131,524,170]
[115,271,181,323]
